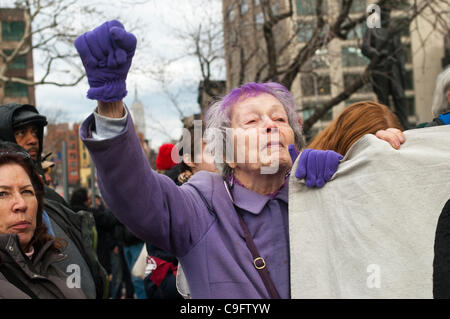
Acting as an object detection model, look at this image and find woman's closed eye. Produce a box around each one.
[21,189,34,196]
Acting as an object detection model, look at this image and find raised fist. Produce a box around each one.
[74,20,137,102]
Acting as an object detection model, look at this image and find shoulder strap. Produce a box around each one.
[235,210,281,299]
[222,180,281,299]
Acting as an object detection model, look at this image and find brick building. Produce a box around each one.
[43,122,80,188]
[0,8,35,105]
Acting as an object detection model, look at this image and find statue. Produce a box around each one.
[362,7,410,129]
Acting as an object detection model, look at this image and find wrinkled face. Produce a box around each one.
[229,93,295,174]
[0,164,38,251]
[14,124,40,161]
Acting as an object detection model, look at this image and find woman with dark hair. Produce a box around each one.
[0,141,85,298]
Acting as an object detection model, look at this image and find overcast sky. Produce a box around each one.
[33,0,223,149]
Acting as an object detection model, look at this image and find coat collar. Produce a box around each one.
[227,175,289,215]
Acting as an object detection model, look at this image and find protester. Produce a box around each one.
[307,101,404,155]
[115,222,147,299]
[75,20,405,299]
[70,188,119,282]
[0,141,85,298]
[425,65,450,127]
[40,153,55,186]
[0,103,67,206]
[69,187,91,212]
[155,143,181,185]
[177,125,217,184]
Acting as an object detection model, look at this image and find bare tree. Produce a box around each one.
[224,0,450,135]
[0,0,147,93]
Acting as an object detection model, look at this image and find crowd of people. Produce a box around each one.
[0,19,449,299]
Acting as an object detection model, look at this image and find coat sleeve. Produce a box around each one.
[79,111,215,257]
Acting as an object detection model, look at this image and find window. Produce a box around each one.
[227,5,235,22]
[3,50,26,69]
[391,17,410,37]
[272,3,280,15]
[71,162,77,168]
[302,102,333,121]
[310,48,329,69]
[341,46,369,67]
[4,81,28,97]
[345,98,371,106]
[297,21,315,43]
[347,23,366,40]
[404,69,414,91]
[343,73,372,93]
[340,0,366,13]
[405,96,415,117]
[255,11,264,28]
[296,0,327,16]
[254,0,260,6]
[301,74,331,97]
[240,0,249,15]
[1,21,24,42]
[404,42,413,64]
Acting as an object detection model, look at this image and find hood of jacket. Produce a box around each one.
[0,103,47,165]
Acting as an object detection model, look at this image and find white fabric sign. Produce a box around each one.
[289,125,450,298]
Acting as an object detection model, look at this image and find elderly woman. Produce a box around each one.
[75,21,404,299]
[425,65,450,127]
[0,142,85,299]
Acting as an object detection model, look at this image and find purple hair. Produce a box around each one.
[204,81,305,177]
[220,82,296,112]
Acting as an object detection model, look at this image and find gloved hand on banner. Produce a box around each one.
[289,145,343,188]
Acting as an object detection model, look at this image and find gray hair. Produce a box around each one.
[431,66,450,117]
[203,82,305,178]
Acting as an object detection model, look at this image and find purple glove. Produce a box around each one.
[289,145,343,188]
[74,20,137,102]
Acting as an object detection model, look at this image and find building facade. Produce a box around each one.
[43,122,80,188]
[222,0,449,137]
[130,87,146,139]
[0,8,35,105]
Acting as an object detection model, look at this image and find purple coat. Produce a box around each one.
[80,112,290,299]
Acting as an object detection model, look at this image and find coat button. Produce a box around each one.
[8,246,13,252]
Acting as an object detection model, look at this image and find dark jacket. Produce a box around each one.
[433,198,450,298]
[72,203,120,274]
[417,112,450,128]
[0,234,86,299]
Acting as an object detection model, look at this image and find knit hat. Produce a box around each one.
[156,143,179,171]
